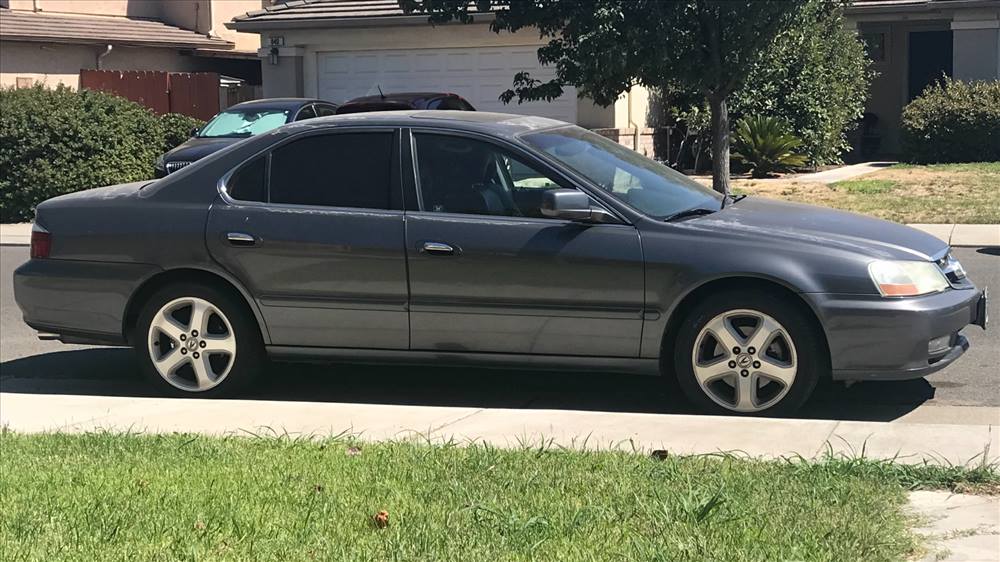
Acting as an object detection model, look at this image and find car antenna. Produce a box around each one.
[377,85,385,100]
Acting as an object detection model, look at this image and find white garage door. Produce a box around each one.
[317,46,577,123]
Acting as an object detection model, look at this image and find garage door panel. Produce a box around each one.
[318,47,577,123]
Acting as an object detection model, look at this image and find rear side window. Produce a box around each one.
[315,104,338,117]
[227,156,266,202]
[269,133,393,209]
[295,105,317,121]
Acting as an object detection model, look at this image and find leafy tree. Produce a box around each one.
[401,0,810,195]
[727,0,871,166]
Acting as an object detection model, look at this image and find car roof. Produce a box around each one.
[284,110,568,139]
[227,97,334,111]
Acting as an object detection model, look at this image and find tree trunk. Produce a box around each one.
[708,94,731,196]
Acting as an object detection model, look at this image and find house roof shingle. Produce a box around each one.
[228,0,1000,30]
[228,0,487,30]
[0,8,234,50]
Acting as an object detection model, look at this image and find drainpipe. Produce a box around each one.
[96,44,113,70]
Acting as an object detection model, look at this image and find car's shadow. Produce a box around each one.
[0,348,936,422]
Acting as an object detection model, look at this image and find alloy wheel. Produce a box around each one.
[147,297,236,392]
[691,308,797,413]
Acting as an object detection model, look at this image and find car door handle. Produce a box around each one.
[422,241,457,256]
[226,232,256,246]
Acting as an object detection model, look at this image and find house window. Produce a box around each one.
[862,32,886,62]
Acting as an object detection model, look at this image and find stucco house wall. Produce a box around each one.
[0,40,209,89]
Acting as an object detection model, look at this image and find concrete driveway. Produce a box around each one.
[1,245,998,425]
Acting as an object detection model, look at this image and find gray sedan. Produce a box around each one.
[13,111,988,415]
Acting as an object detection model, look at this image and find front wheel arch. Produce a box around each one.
[123,268,268,346]
[659,277,831,379]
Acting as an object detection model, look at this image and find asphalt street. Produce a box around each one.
[1,245,997,423]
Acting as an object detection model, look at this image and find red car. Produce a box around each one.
[336,92,475,114]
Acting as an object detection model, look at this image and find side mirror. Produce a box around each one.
[540,189,618,223]
[190,127,200,137]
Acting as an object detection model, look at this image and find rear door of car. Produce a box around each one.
[206,128,409,349]
[402,129,645,357]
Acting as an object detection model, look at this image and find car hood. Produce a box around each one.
[684,197,948,261]
[163,136,241,162]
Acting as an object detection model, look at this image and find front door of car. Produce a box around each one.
[206,129,409,349]
[405,131,645,357]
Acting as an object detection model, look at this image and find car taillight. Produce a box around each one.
[30,224,51,259]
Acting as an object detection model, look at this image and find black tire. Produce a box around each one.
[134,282,264,397]
[671,289,826,416]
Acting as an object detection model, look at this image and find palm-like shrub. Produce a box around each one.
[732,116,808,178]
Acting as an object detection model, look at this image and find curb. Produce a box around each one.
[1,393,997,467]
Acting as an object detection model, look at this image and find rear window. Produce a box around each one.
[268,133,394,209]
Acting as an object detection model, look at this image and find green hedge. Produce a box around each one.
[0,85,204,223]
[901,77,1000,164]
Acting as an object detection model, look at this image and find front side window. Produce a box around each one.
[521,126,722,219]
[198,109,291,138]
[269,133,393,209]
[414,133,570,218]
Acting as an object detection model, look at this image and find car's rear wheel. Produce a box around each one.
[673,290,824,415]
[135,283,263,397]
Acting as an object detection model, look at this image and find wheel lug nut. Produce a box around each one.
[753,361,761,369]
[740,370,749,377]
[199,341,206,348]
[180,334,186,341]
[748,347,756,354]
[732,347,741,354]
[180,348,187,355]
[191,330,199,337]
[193,352,200,359]
[728,360,737,368]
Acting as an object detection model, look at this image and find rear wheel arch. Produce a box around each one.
[659,276,831,376]
[123,268,268,346]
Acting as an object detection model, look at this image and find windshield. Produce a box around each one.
[521,126,722,219]
[198,109,292,138]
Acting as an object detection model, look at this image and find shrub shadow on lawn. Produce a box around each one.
[0,347,936,422]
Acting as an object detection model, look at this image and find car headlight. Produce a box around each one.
[868,260,949,297]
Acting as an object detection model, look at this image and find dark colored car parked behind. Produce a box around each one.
[336,92,475,114]
[15,111,988,416]
[155,98,338,177]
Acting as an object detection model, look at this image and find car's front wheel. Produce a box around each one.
[673,290,825,415]
[135,283,263,397]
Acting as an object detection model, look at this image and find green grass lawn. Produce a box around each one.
[4,433,996,562]
[734,162,1000,224]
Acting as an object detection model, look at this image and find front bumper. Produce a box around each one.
[808,287,986,382]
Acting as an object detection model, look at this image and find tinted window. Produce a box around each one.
[414,134,570,218]
[269,133,393,209]
[227,156,266,202]
[295,105,317,121]
[430,97,473,110]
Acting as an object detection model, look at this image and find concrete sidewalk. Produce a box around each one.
[2,392,996,466]
[793,161,897,184]
[4,221,996,247]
